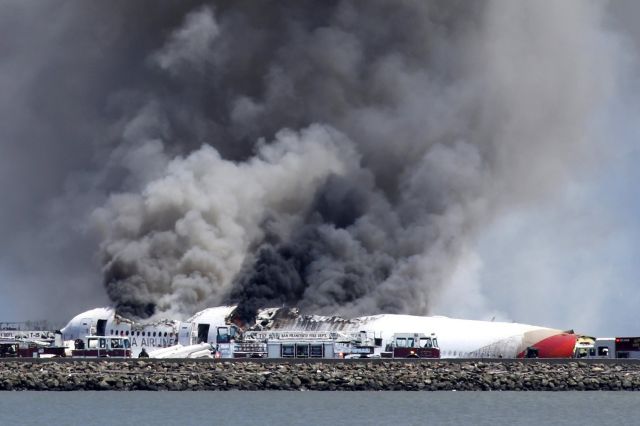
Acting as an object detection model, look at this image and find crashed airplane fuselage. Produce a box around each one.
[60,306,577,358]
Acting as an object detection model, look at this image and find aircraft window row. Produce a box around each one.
[109,330,174,338]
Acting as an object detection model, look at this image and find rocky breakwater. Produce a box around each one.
[1,360,640,391]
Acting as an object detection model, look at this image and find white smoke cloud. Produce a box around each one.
[94,125,356,318]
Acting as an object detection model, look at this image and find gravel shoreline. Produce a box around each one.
[1,360,639,391]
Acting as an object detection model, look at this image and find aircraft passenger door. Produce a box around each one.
[178,323,193,346]
[197,324,210,343]
[80,319,92,339]
[96,319,107,336]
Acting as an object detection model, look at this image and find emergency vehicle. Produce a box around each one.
[382,333,440,358]
[573,336,596,358]
[0,339,66,358]
[584,337,640,359]
[71,335,132,358]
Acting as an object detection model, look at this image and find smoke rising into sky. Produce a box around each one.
[1,1,639,334]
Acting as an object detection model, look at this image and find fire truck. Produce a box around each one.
[71,335,132,358]
[584,337,640,359]
[381,333,440,358]
[149,325,441,359]
[233,330,344,359]
[0,339,66,358]
[238,329,441,359]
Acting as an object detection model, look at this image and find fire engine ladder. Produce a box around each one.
[242,330,359,342]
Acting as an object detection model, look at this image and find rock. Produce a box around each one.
[3,359,640,391]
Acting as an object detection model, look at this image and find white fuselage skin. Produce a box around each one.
[60,307,185,356]
[60,307,566,358]
[301,314,555,358]
[60,307,237,357]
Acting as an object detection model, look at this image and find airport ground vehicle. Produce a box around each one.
[581,337,640,359]
[0,339,65,358]
[381,333,440,358]
[573,336,596,358]
[71,335,132,358]
[220,329,439,359]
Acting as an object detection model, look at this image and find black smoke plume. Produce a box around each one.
[0,1,621,322]
[94,0,616,320]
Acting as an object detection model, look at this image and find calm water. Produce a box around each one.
[1,391,639,426]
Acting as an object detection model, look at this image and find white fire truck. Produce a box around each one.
[582,337,640,359]
[228,330,348,359]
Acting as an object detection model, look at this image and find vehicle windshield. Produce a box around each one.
[574,347,589,358]
[420,338,432,348]
[217,327,229,343]
[395,337,406,347]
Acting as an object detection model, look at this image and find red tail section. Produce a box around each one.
[517,332,577,358]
